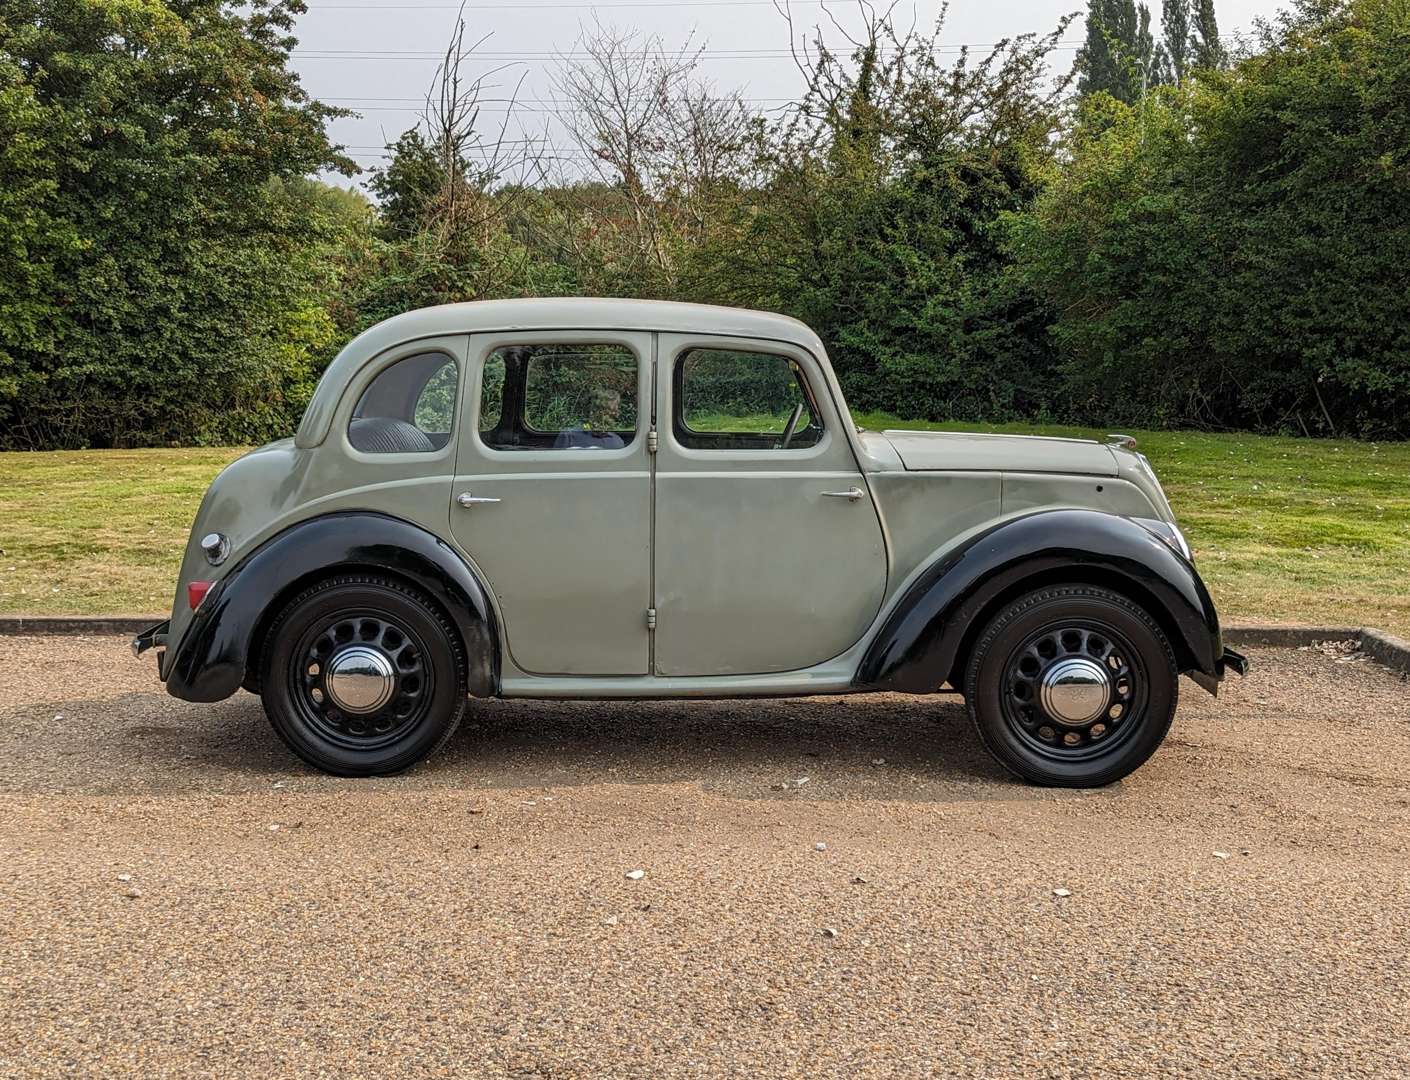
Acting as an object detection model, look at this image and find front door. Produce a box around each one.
[652,334,888,676]
[450,331,653,676]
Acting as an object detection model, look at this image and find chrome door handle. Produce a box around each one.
[821,487,866,502]
[457,492,501,508]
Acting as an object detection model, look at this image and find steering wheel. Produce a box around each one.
[778,402,805,450]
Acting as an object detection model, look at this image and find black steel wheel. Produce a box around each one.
[259,575,467,776]
[964,585,1177,787]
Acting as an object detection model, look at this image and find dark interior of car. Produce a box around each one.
[480,346,634,451]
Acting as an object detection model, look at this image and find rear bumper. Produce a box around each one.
[131,619,172,680]
[1189,646,1249,695]
[131,619,170,660]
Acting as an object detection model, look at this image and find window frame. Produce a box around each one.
[669,342,831,456]
[472,335,648,458]
[339,338,465,464]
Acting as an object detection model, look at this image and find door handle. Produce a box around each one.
[457,492,502,508]
[821,487,866,502]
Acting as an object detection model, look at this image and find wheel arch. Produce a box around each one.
[942,563,1202,691]
[855,509,1224,695]
[167,512,501,703]
[241,561,486,696]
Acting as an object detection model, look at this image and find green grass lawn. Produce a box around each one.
[2,422,1407,635]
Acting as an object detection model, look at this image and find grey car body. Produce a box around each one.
[136,298,1245,783]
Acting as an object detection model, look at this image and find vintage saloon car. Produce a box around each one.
[133,299,1246,786]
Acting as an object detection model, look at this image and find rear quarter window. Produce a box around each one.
[349,351,458,454]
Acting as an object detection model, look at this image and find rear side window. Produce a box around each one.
[349,351,458,453]
[674,348,823,450]
[479,344,639,451]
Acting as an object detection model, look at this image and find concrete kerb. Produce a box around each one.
[2,617,1406,676]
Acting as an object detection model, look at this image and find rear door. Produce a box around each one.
[449,331,653,676]
[652,334,888,676]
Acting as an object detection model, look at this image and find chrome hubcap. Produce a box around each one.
[1039,656,1111,726]
[324,645,396,715]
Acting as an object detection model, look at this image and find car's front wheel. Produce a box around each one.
[964,585,1178,787]
[259,575,467,776]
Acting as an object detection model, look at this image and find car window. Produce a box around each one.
[349,351,458,453]
[479,353,505,432]
[675,348,823,450]
[479,344,638,451]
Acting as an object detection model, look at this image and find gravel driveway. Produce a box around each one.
[2,637,1408,1078]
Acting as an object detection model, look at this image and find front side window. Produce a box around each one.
[348,351,458,453]
[479,344,639,451]
[674,348,823,450]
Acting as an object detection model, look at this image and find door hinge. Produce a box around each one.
[647,427,659,453]
[646,607,657,630]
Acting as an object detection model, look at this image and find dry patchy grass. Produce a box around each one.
[0,448,243,616]
[2,425,1406,635]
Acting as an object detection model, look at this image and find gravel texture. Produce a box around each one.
[2,637,1408,1078]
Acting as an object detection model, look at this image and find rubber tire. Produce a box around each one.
[259,575,467,777]
[964,585,1178,787]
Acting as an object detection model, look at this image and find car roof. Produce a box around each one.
[297,299,827,449]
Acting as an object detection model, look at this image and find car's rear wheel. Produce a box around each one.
[964,585,1177,787]
[259,575,466,776]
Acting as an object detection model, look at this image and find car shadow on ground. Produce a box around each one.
[6,686,1040,799]
[447,693,1021,799]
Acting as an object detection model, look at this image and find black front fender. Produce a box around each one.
[167,512,500,703]
[857,509,1226,694]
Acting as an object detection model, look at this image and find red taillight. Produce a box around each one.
[188,581,212,610]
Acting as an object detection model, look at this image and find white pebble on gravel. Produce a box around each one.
[624,869,645,881]
[1053,888,1072,897]
[820,927,838,938]
[1213,851,1231,859]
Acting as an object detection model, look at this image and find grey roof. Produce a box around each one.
[364,297,818,346]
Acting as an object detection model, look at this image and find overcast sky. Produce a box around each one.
[287,0,1290,188]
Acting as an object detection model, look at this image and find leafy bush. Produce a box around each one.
[1014,0,1410,437]
[2,0,1407,447]
[0,0,354,449]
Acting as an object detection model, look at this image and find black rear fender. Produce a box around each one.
[167,512,499,703]
[857,509,1225,694]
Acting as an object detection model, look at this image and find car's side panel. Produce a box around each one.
[866,471,1003,585]
[448,330,655,677]
[856,509,1222,694]
[1000,474,1157,520]
[166,512,500,703]
[651,333,889,676]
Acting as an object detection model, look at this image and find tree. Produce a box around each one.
[1077,0,1164,102]
[1191,0,1227,69]
[1162,0,1193,81]
[0,0,353,448]
[689,2,1075,420]
[548,18,757,295]
[1014,0,1410,438]
[355,10,552,324]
